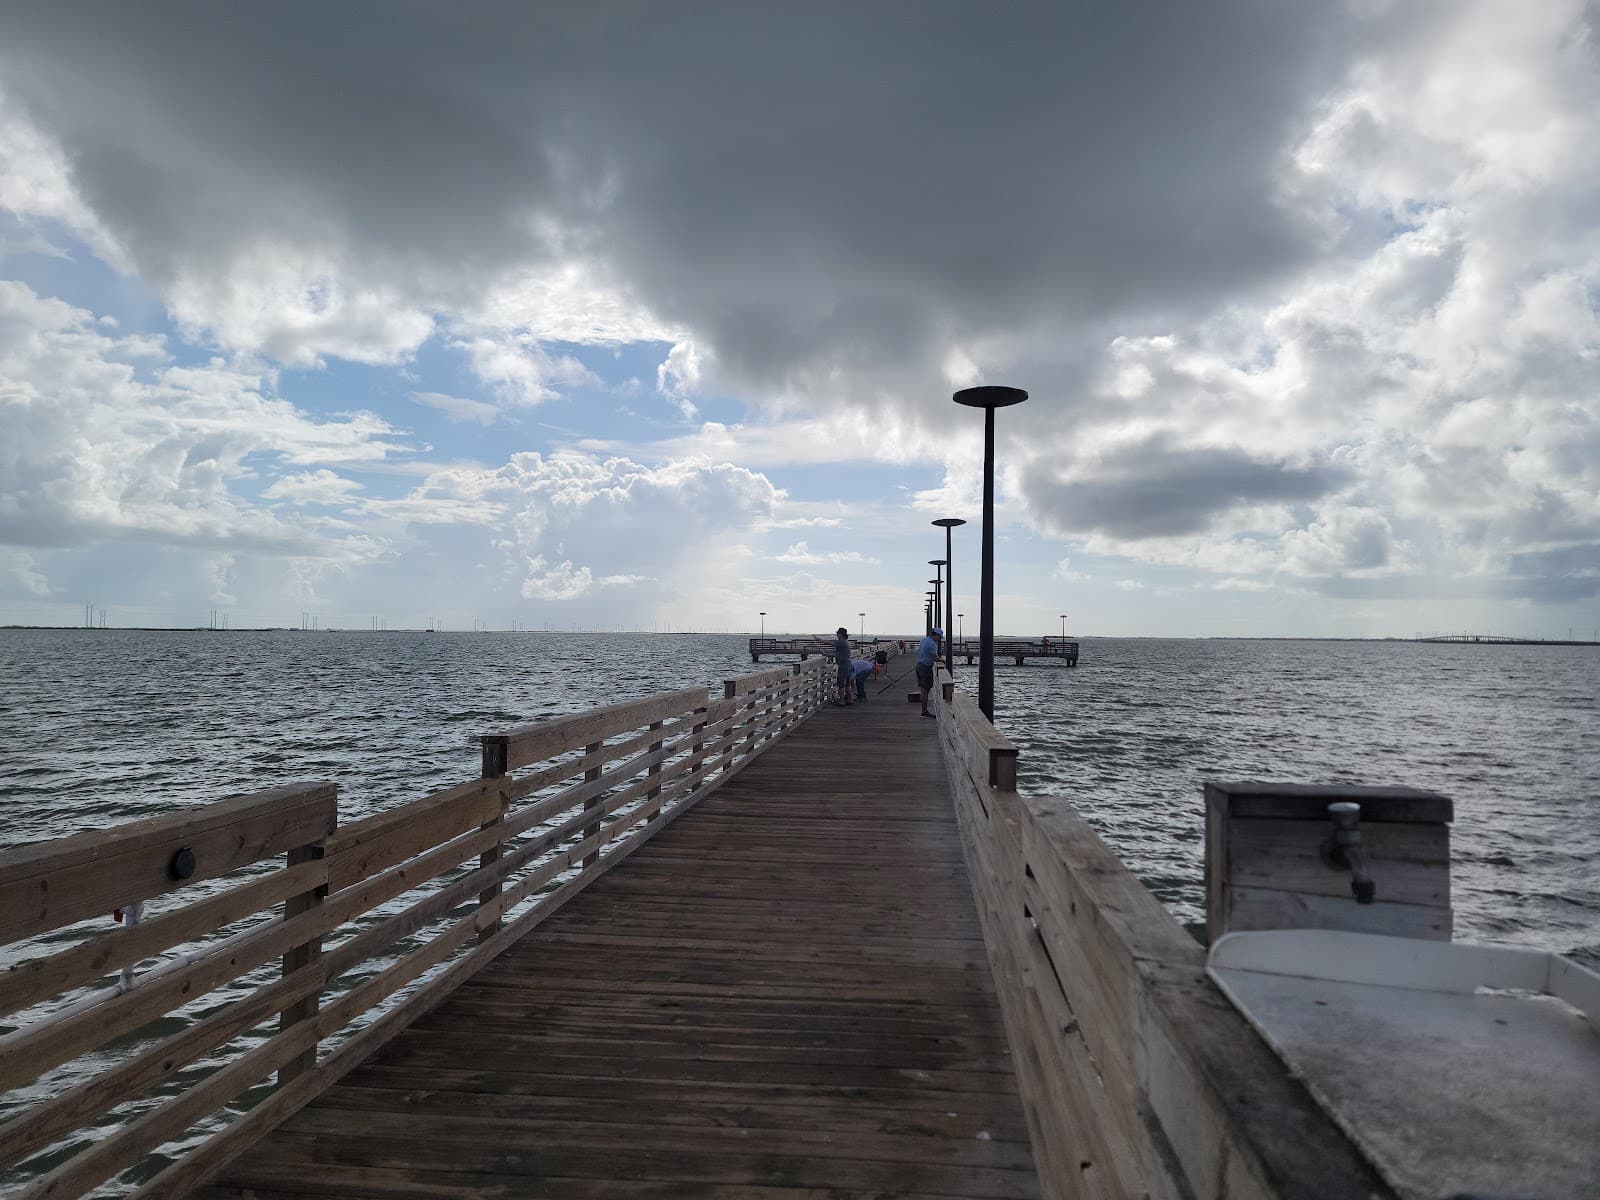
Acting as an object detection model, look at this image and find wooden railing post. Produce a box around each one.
[581,740,604,868]
[721,679,739,779]
[685,708,708,804]
[478,736,509,942]
[646,718,667,824]
[277,837,329,1087]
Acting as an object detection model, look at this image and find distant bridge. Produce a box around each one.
[1417,634,1598,646]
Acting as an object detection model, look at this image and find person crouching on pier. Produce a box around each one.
[917,627,942,718]
[834,626,853,706]
[849,657,875,702]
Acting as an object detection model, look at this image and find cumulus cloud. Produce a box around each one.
[0,280,403,557]
[451,334,598,406]
[773,540,880,566]
[0,1,1595,619]
[521,555,593,601]
[262,469,363,506]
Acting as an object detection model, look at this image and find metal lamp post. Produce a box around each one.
[953,385,1028,722]
[928,578,941,632]
[759,611,766,638]
[928,561,946,637]
[958,613,964,643]
[858,612,865,641]
[933,519,965,674]
[1059,613,1066,641]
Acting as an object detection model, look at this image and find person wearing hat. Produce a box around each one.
[916,626,942,717]
[833,626,854,705]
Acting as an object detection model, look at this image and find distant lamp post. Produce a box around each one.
[925,592,936,635]
[759,611,766,638]
[933,521,964,674]
[954,384,1028,722]
[859,612,865,640]
[1059,613,1066,640]
[928,560,946,636]
[958,613,964,642]
[928,578,941,633]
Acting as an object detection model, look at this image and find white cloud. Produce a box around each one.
[0,92,126,268]
[1009,1,1600,603]
[0,281,404,558]
[521,555,593,600]
[166,247,437,367]
[452,333,598,406]
[0,4,1596,626]
[773,540,879,566]
[0,546,48,595]
[407,390,501,425]
[656,338,705,420]
[262,469,363,506]
[205,553,238,605]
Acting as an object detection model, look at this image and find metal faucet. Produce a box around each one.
[1322,801,1377,904]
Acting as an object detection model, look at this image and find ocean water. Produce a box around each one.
[3,629,1596,956]
[1,628,1596,1188]
[976,637,1599,965]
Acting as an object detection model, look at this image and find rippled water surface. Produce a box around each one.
[1,629,1596,1187]
[972,637,1599,964]
[3,629,1596,956]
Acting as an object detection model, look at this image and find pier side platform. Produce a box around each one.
[196,659,1038,1198]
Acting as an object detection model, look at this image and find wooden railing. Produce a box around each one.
[930,667,1393,1200]
[0,657,831,1198]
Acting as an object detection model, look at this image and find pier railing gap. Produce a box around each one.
[0,657,830,1199]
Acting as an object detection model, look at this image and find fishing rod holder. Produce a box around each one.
[1322,801,1377,904]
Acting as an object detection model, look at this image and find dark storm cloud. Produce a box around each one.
[1018,435,1352,539]
[0,1,1368,381]
[1501,544,1600,603]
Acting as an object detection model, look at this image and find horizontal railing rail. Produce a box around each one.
[0,657,831,1199]
[931,666,1391,1200]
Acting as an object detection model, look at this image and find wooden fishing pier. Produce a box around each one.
[950,637,1078,666]
[2,652,1588,1198]
[747,636,1078,666]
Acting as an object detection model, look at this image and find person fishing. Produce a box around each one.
[916,627,942,717]
[849,657,876,702]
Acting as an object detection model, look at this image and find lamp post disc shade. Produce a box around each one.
[932,518,967,528]
[953,386,1028,408]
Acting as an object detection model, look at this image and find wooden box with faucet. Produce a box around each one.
[1204,781,1454,943]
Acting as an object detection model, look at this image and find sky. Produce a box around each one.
[0,1,1596,638]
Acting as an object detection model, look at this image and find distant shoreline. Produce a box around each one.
[2,626,1596,646]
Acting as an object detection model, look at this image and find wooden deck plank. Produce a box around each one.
[198,659,1038,1199]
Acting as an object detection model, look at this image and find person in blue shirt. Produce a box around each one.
[916,627,942,717]
[833,627,853,705]
[849,657,875,701]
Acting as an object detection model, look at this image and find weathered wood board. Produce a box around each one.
[195,658,1037,1199]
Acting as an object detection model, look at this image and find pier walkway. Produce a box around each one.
[4,651,1420,1200]
[198,658,1037,1199]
